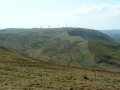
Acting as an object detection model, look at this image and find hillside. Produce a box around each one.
[0,28,120,72]
[0,47,120,90]
[0,47,61,70]
[101,30,120,42]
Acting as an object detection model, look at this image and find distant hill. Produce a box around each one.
[0,28,120,72]
[101,30,120,42]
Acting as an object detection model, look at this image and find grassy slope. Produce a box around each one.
[88,41,120,72]
[0,28,120,71]
[0,47,120,90]
[0,28,95,68]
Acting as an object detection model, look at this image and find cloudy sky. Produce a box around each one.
[0,0,120,30]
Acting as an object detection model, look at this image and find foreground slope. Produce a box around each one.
[0,28,120,71]
[0,47,120,90]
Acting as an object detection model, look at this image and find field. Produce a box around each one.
[0,48,120,90]
[0,62,120,90]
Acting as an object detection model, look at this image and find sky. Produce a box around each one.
[0,0,120,30]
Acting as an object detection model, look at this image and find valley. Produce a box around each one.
[101,30,120,42]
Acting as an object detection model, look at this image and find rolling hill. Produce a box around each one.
[101,30,120,42]
[0,28,120,72]
[0,47,120,90]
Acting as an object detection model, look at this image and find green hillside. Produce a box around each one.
[0,46,54,68]
[0,28,120,72]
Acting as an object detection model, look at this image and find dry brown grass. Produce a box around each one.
[0,47,120,90]
[0,61,120,90]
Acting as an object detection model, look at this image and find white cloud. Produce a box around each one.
[0,2,120,29]
[54,3,120,19]
[49,3,120,29]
